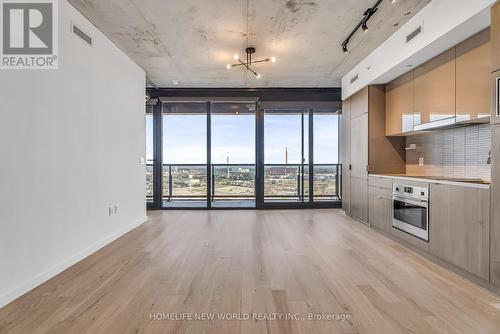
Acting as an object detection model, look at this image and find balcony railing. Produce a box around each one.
[146,163,340,202]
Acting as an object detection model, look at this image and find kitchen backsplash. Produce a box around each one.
[406,124,491,180]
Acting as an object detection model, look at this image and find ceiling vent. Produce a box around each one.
[72,23,92,46]
[350,74,359,84]
[406,25,422,43]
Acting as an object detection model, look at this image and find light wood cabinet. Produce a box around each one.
[350,86,369,119]
[350,113,368,179]
[351,177,368,223]
[492,2,500,73]
[343,87,405,224]
[342,100,351,214]
[456,28,491,121]
[490,125,500,285]
[413,48,456,128]
[385,71,413,135]
[368,186,392,233]
[429,183,490,280]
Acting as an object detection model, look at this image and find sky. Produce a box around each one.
[145,113,339,165]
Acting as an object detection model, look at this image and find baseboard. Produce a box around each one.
[0,215,148,308]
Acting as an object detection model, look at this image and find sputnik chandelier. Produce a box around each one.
[225,47,276,79]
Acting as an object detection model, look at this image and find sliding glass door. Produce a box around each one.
[210,102,256,208]
[162,102,208,208]
[262,109,309,204]
[313,110,340,201]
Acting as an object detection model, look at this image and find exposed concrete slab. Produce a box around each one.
[68,0,430,87]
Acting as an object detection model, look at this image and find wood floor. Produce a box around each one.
[1,209,500,334]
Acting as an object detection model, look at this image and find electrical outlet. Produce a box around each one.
[418,157,424,166]
[108,207,113,216]
[114,204,118,214]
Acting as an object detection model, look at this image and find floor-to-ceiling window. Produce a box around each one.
[211,102,256,208]
[313,110,340,202]
[263,109,309,203]
[146,95,341,209]
[145,107,154,205]
[162,102,208,208]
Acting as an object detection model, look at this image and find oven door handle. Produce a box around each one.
[393,195,428,208]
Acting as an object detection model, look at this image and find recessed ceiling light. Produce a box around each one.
[172,80,179,85]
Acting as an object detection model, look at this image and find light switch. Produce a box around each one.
[140,157,145,165]
[418,157,424,166]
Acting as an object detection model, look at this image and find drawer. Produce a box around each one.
[369,175,393,189]
[368,186,392,199]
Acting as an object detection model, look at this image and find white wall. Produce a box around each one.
[342,0,496,100]
[0,0,147,307]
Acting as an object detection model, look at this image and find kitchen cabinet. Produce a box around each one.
[351,177,368,223]
[350,113,368,179]
[413,48,456,129]
[385,71,413,135]
[492,2,500,72]
[342,99,351,214]
[456,28,491,122]
[368,185,392,233]
[350,109,368,223]
[350,86,369,119]
[429,183,490,280]
[490,125,500,285]
[342,87,405,224]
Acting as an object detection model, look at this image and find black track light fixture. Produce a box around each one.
[342,42,348,54]
[362,21,369,32]
[341,0,386,53]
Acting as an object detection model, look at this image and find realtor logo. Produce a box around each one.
[1,0,58,69]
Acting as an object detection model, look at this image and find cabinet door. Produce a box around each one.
[490,125,500,285]
[350,87,368,119]
[368,189,392,233]
[350,113,368,179]
[351,177,368,223]
[342,100,351,214]
[413,48,456,127]
[429,183,490,280]
[385,71,413,135]
[456,29,491,122]
[492,2,500,72]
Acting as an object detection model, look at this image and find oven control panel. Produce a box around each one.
[393,183,428,201]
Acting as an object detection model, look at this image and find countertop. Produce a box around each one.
[370,174,491,189]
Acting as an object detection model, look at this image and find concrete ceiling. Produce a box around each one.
[69,0,431,88]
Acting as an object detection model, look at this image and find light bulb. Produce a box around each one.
[270,57,276,63]
[233,54,239,60]
[256,73,261,79]
[226,64,231,70]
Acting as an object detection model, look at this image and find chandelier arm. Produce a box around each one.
[251,58,271,64]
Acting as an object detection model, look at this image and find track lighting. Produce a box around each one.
[341,0,383,53]
[342,43,348,54]
[362,21,369,32]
